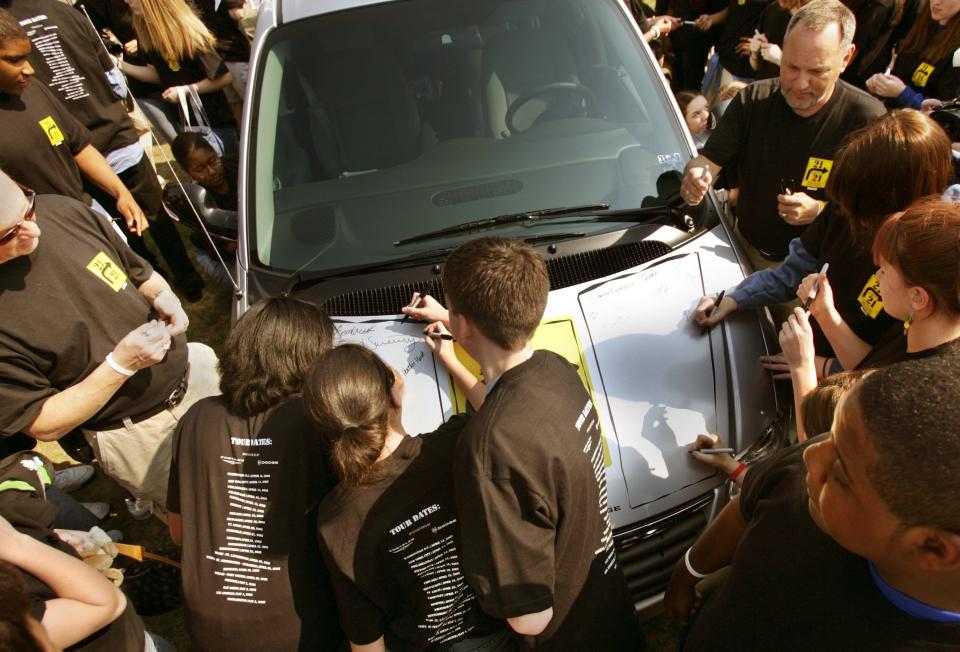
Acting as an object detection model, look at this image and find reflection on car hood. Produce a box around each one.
[334,250,722,521]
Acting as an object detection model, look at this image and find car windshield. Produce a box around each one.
[250,0,693,272]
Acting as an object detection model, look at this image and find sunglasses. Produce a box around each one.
[0,187,37,245]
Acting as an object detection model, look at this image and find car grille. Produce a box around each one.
[321,239,672,316]
[614,493,713,602]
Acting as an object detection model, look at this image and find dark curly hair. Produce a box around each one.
[219,296,334,417]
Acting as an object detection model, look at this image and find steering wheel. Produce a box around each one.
[504,82,598,134]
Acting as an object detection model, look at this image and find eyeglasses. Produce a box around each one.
[190,159,222,177]
[0,187,36,245]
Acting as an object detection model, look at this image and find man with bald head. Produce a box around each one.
[0,170,219,513]
[681,0,884,268]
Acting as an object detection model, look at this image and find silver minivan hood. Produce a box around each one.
[333,227,768,531]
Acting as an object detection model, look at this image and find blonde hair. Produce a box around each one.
[133,0,216,66]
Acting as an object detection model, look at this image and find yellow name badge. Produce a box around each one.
[38,116,64,147]
[449,316,612,467]
[858,273,884,318]
[86,252,128,292]
[801,157,833,189]
[912,62,935,88]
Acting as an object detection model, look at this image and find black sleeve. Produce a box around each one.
[931,56,960,105]
[199,49,229,81]
[454,466,556,618]
[36,84,91,156]
[317,533,387,645]
[739,443,801,523]
[739,440,818,522]
[0,354,56,439]
[700,89,747,169]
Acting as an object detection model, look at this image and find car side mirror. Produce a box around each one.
[161,181,238,243]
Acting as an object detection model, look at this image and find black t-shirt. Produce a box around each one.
[454,351,641,650]
[702,78,884,259]
[76,0,136,42]
[800,206,899,355]
[317,416,500,651]
[841,0,900,87]
[716,0,770,78]
[667,0,727,50]
[143,46,236,130]
[167,396,342,652]
[754,2,790,79]
[857,333,960,371]
[891,32,960,107]
[0,194,187,436]
[8,0,140,154]
[0,81,91,203]
[187,0,250,63]
[683,443,960,650]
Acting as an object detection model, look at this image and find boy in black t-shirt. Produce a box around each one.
[665,355,960,649]
[403,238,642,650]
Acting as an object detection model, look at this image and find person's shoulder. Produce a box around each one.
[36,194,108,238]
[742,77,781,102]
[834,81,885,118]
[36,193,94,217]
[316,484,358,532]
[740,437,812,512]
[422,414,469,442]
[178,395,230,429]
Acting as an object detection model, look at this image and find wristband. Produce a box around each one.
[684,547,708,579]
[105,353,136,377]
[729,462,747,482]
[816,200,825,216]
[650,26,661,40]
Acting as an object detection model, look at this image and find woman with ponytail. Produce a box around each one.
[305,344,513,652]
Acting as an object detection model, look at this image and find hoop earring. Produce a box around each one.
[903,311,914,333]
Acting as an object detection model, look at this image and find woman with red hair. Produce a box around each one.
[779,197,960,432]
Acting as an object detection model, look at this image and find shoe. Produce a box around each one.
[53,465,94,492]
[174,275,205,303]
[125,497,153,520]
[81,502,110,520]
[106,529,123,543]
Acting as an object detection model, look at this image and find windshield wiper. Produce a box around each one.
[285,245,456,294]
[393,203,695,246]
[393,203,610,246]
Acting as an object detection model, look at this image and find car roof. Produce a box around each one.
[277,0,393,25]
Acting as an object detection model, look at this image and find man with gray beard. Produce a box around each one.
[679,0,884,265]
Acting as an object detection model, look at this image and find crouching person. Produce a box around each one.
[0,169,219,514]
[666,354,960,649]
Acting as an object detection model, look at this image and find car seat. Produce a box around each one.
[482,0,583,138]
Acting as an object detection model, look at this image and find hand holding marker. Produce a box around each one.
[401,292,421,322]
[802,263,829,311]
[702,289,725,335]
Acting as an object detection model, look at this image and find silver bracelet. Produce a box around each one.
[684,547,708,579]
[105,352,136,377]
